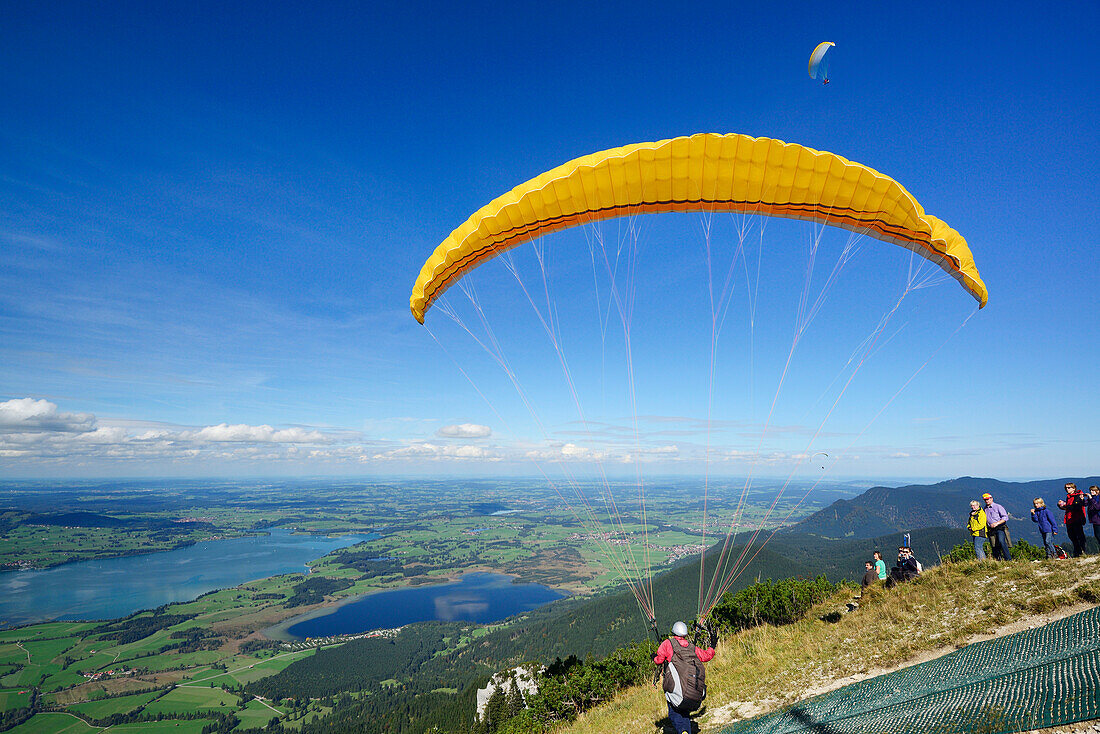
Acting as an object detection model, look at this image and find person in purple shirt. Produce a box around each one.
[982,493,1012,561]
[1088,486,1100,553]
[1030,497,1058,558]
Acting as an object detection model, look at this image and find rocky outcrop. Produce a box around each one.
[475,664,543,722]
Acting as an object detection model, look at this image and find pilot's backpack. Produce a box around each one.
[662,640,706,709]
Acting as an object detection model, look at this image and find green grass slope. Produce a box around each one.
[560,555,1100,734]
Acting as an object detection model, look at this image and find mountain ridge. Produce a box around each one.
[787,476,1100,540]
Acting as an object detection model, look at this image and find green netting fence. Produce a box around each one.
[720,604,1100,734]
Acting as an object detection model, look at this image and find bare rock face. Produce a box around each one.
[474,664,544,722]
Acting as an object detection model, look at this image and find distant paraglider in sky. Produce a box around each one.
[812,452,829,470]
[809,41,835,85]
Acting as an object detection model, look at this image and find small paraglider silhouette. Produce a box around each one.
[812,452,829,469]
[809,42,835,85]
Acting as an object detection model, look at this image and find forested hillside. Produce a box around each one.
[764,527,963,577]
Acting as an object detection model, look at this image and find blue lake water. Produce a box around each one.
[286,572,567,638]
[0,529,374,629]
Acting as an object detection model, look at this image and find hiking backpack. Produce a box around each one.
[662,641,706,707]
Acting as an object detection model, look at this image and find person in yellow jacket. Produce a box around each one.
[968,500,988,560]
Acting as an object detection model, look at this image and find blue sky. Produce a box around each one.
[1,1,1096,480]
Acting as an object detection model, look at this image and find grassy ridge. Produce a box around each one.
[559,555,1100,734]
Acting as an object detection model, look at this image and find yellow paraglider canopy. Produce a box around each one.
[410,133,987,323]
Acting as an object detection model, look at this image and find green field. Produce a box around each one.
[0,625,96,644]
[236,698,286,729]
[0,688,33,712]
[67,690,161,719]
[3,662,60,688]
[142,685,241,715]
[39,668,87,693]
[0,644,28,666]
[22,638,76,665]
[7,712,99,733]
[8,716,212,734]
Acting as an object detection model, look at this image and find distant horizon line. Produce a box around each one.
[1,473,1095,485]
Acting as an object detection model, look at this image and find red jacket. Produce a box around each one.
[1061,490,1088,526]
[654,636,715,665]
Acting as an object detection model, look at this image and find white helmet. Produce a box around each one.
[671,621,689,637]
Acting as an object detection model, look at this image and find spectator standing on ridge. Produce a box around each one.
[873,550,887,581]
[1087,486,1100,553]
[1030,497,1058,558]
[655,620,716,734]
[861,561,878,589]
[982,493,1012,561]
[1057,483,1089,557]
[967,500,988,560]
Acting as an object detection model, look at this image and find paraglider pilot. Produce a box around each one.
[654,620,717,734]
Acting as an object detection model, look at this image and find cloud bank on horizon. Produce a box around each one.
[0,398,1053,479]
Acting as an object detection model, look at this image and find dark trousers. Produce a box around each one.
[988,525,1012,561]
[1093,523,1100,553]
[1067,523,1088,557]
[666,698,701,734]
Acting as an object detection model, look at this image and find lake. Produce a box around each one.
[285,571,566,639]
[0,529,375,628]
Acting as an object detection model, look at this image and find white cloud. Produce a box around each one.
[79,426,130,444]
[436,423,492,439]
[525,442,608,463]
[622,445,680,463]
[0,398,336,468]
[711,448,795,464]
[189,424,327,443]
[372,442,501,462]
[0,398,881,474]
[0,398,96,433]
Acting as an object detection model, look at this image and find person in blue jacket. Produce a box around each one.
[1030,497,1058,558]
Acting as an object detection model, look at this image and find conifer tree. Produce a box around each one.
[485,686,506,733]
[506,679,525,717]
